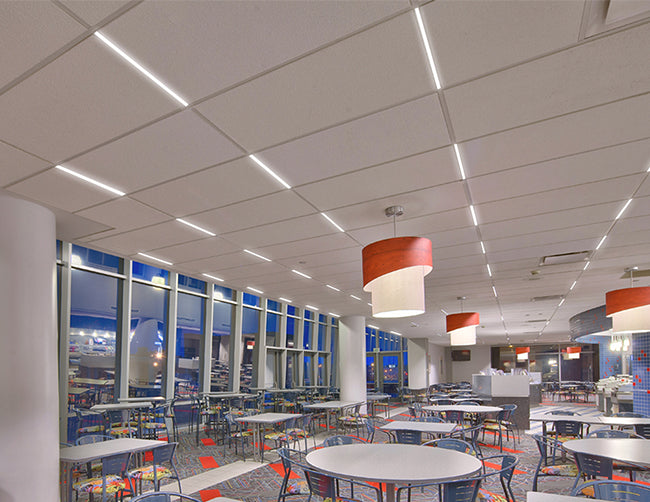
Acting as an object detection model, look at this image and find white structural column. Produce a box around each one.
[407,338,428,389]
[0,196,59,501]
[339,316,367,410]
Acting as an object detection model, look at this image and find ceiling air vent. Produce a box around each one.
[526,319,548,323]
[531,295,564,302]
[539,251,590,266]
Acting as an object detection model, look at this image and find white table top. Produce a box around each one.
[236,412,301,424]
[562,438,650,467]
[530,414,650,426]
[423,405,502,413]
[527,492,608,502]
[302,400,362,410]
[306,443,482,485]
[381,421,457,434]
[366,394,391,401]
[118,396,166,403]
[60,438,163,463]
[91,402,152,411]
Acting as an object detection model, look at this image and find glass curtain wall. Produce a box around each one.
[365,327,407,395]
[175,277,205,396]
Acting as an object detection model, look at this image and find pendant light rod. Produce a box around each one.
[385,205,404,238]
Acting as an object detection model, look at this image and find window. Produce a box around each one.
[241,307,260,391]
[266,312,280,347]
[317,323,326,351]
[304,354,313,386]
[132,261,168,284]
[286,316,296,348]
[72,244,120,273]
[214,284,234,302]
[212,300,234,391]
[243,292,260,307]
[175,292,204,396]
[178,274,206,295]
[303,320,313,349]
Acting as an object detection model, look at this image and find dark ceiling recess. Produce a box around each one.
[539,251,590,266]
[531,295,564,302]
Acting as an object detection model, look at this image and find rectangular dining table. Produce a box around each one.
[91,401,153,437]
[236,412,300,462]
[302,400,362,433]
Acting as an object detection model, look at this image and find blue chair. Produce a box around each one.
[132,493,200,502]
[395,429,422,445]
[128,443,181,494]
[423,438,476,456]
[76,434,114,445]
[73,452,133,502]
[588,429,630,438]
[572,451,613,492]
[478,454,519,501]
[303,467,383,502]
[571,480,650,501]
[322,434,366,447]
[277,448,309,502]
[396,477,482,502]
[530,434,578,491]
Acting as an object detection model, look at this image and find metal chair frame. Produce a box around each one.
[571,480,650,500]
[132,493,201,502]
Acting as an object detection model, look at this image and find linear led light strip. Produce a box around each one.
[177,218,215,236]
[137,252,172,266]
[243,249,272,262]
[414,8,441,90]
[321,213,345,232]
[247,286,264,294]
[202,273,224,282]
[249,155,291,189]
[292,269,312,279]
[94,32,188,107]
[55,165,125,196]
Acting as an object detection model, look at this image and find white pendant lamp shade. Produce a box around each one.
[362,236,433,318]
[447,312,479,346]
[606,286,650,333]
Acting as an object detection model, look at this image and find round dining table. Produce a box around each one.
[562,438,650,468]
[306,443,482,502]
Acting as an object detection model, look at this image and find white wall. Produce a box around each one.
[450,345,491,383]
[428,342,448,384]
[407,338,428,389]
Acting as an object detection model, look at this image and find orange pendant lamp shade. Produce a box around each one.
[447,312,479,346]
[362,236,433,318]
[516,346,530,361]
[566,346,581,359]
[606,286,650,333]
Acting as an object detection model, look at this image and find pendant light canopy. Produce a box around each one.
[447,311,479,346]
[606,286,650,334]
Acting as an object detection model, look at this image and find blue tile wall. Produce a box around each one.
[632,332,650,417]
[580,334,622,378]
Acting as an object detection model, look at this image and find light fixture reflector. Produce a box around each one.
[247,286,264,294]
[305,304,319,311]
[279,297,293,303]
[615,199,632,220]
[469,205,478,226]
[595,235,607,250]
[486,264,492,277]
[350,295,362,301]
[326,284,340,291]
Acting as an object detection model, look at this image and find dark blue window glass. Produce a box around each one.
[266,312,280,347]
[267,299,281,312]
[286,317,296,348]
[243,292,260,307]
[287,305,297,316]
[72,244,120,273]
[132,260,169,284]
[178,274,205,294]
[214,285,234,301]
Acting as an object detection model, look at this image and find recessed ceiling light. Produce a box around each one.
[486,264,492,277]
[492,286,498,297]
[326,284,340,291]
[367,303,373,307]
[305,304,319,311]
[94,31,188,107]
[583,261,590,271]
[137,252,172,266]
[595,235,607,250]
[247,286,264,294]
[469,205,478,226]
[350,295,362,301]
[55,165,125,196]
[292,269,312,279]
[453,144,466,180]
[248,154,291,189]
[321,213,345,232]
[440,309,448,315]
[414,7,441,90]
[570,280,577,290]
[176,218,216,236]
[202,273,224,282]
[279,297,293,303]
[480,241,486,254]
[615,199,632,220]
[329,312,340,318]
[244,249,272,262]
[558,298,565,307]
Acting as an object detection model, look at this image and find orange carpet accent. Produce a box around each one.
[200,488,222,501]
[144,451,153,462]
[201,438,216,446]
[253,442,272,450]
[482,460,526,475]
[158,436,168,441]
[481,429,521,441]
[612,475,650,485]
[199,456,219,469]
[478,442,524,454]
[269,462,300,479]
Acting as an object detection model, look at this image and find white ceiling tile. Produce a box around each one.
[476,175,644,224]
[151,237,240,265]
[49,206,112,241]
[258,233,359,260]
[179,252,253,275]
[489,238,598,264]
[446,23,650,140]
[59,1,131,25]
[7,168,117,212]
[427,227,479,248]
[295,146,457,210]
[190,191,316,235]
[277,247,362,270]
[69,110,242,192]
[422,0,583,86]
[0,2,85,89]
[0,141,49,186]
[215,262,288,281]
[89,220,204,256]
[0,37,178,163]
[260,94,450,187]
[328,182,467,231]
[433,242,482,261]
[196,11,433,151]
[75,197,170,237]
[101,1,407,102]
[131,157,283,217]
[469,138,650,204]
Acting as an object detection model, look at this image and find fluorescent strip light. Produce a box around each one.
[279,297,293,303]
[247,286,264,294]
[414,7,441,90]
[368,325,379,330]
[321,213,345,232]
[390,330,402,336]
[441,309,448,315]
[615,199,632,220]
[453,144,466,180]
[558,298,565,307]
[469,205,478,226]
[480,241,486,254]
[94,31,188,107]
[367,303,373,307]
[137,252,172,266]
[570,280,577,290]
[248,154,291,189]
[55,165,125,196]
[292,269,312,279]
[492,286,498,297]
[486,264,492,277]
[583,261,590,271]
[329,312,340,318]
[500,315,504,321]
[305,304,319,311]
[326,284,340,291]
[202,273,224,282]
[595,235,607,250]
[243,249,272,262]
[177,218,216,236]
[350,295,362,301]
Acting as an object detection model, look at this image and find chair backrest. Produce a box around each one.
[574,452,613,479]
[531,433,564,464]
[102,452,131,477]
[612,412,645,418]
[587,428,630,438]
[417,416,444,423]
[395,429,422,445]
[634,423,650,439]
[322,435,364,447]
[461,401,480,406]
[572,480,650,500]
[555,420,582,436]
[152,442,177,464]
[303,468,337,499]
[444,410,464,423]
[545,410,577,415]
[424,438,474,455]
[132,492,201,502]
[76,434,114,445]
[440,477,482,502]
[277,447,309,472]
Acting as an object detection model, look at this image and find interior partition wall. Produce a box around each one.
[57,240,340,441]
